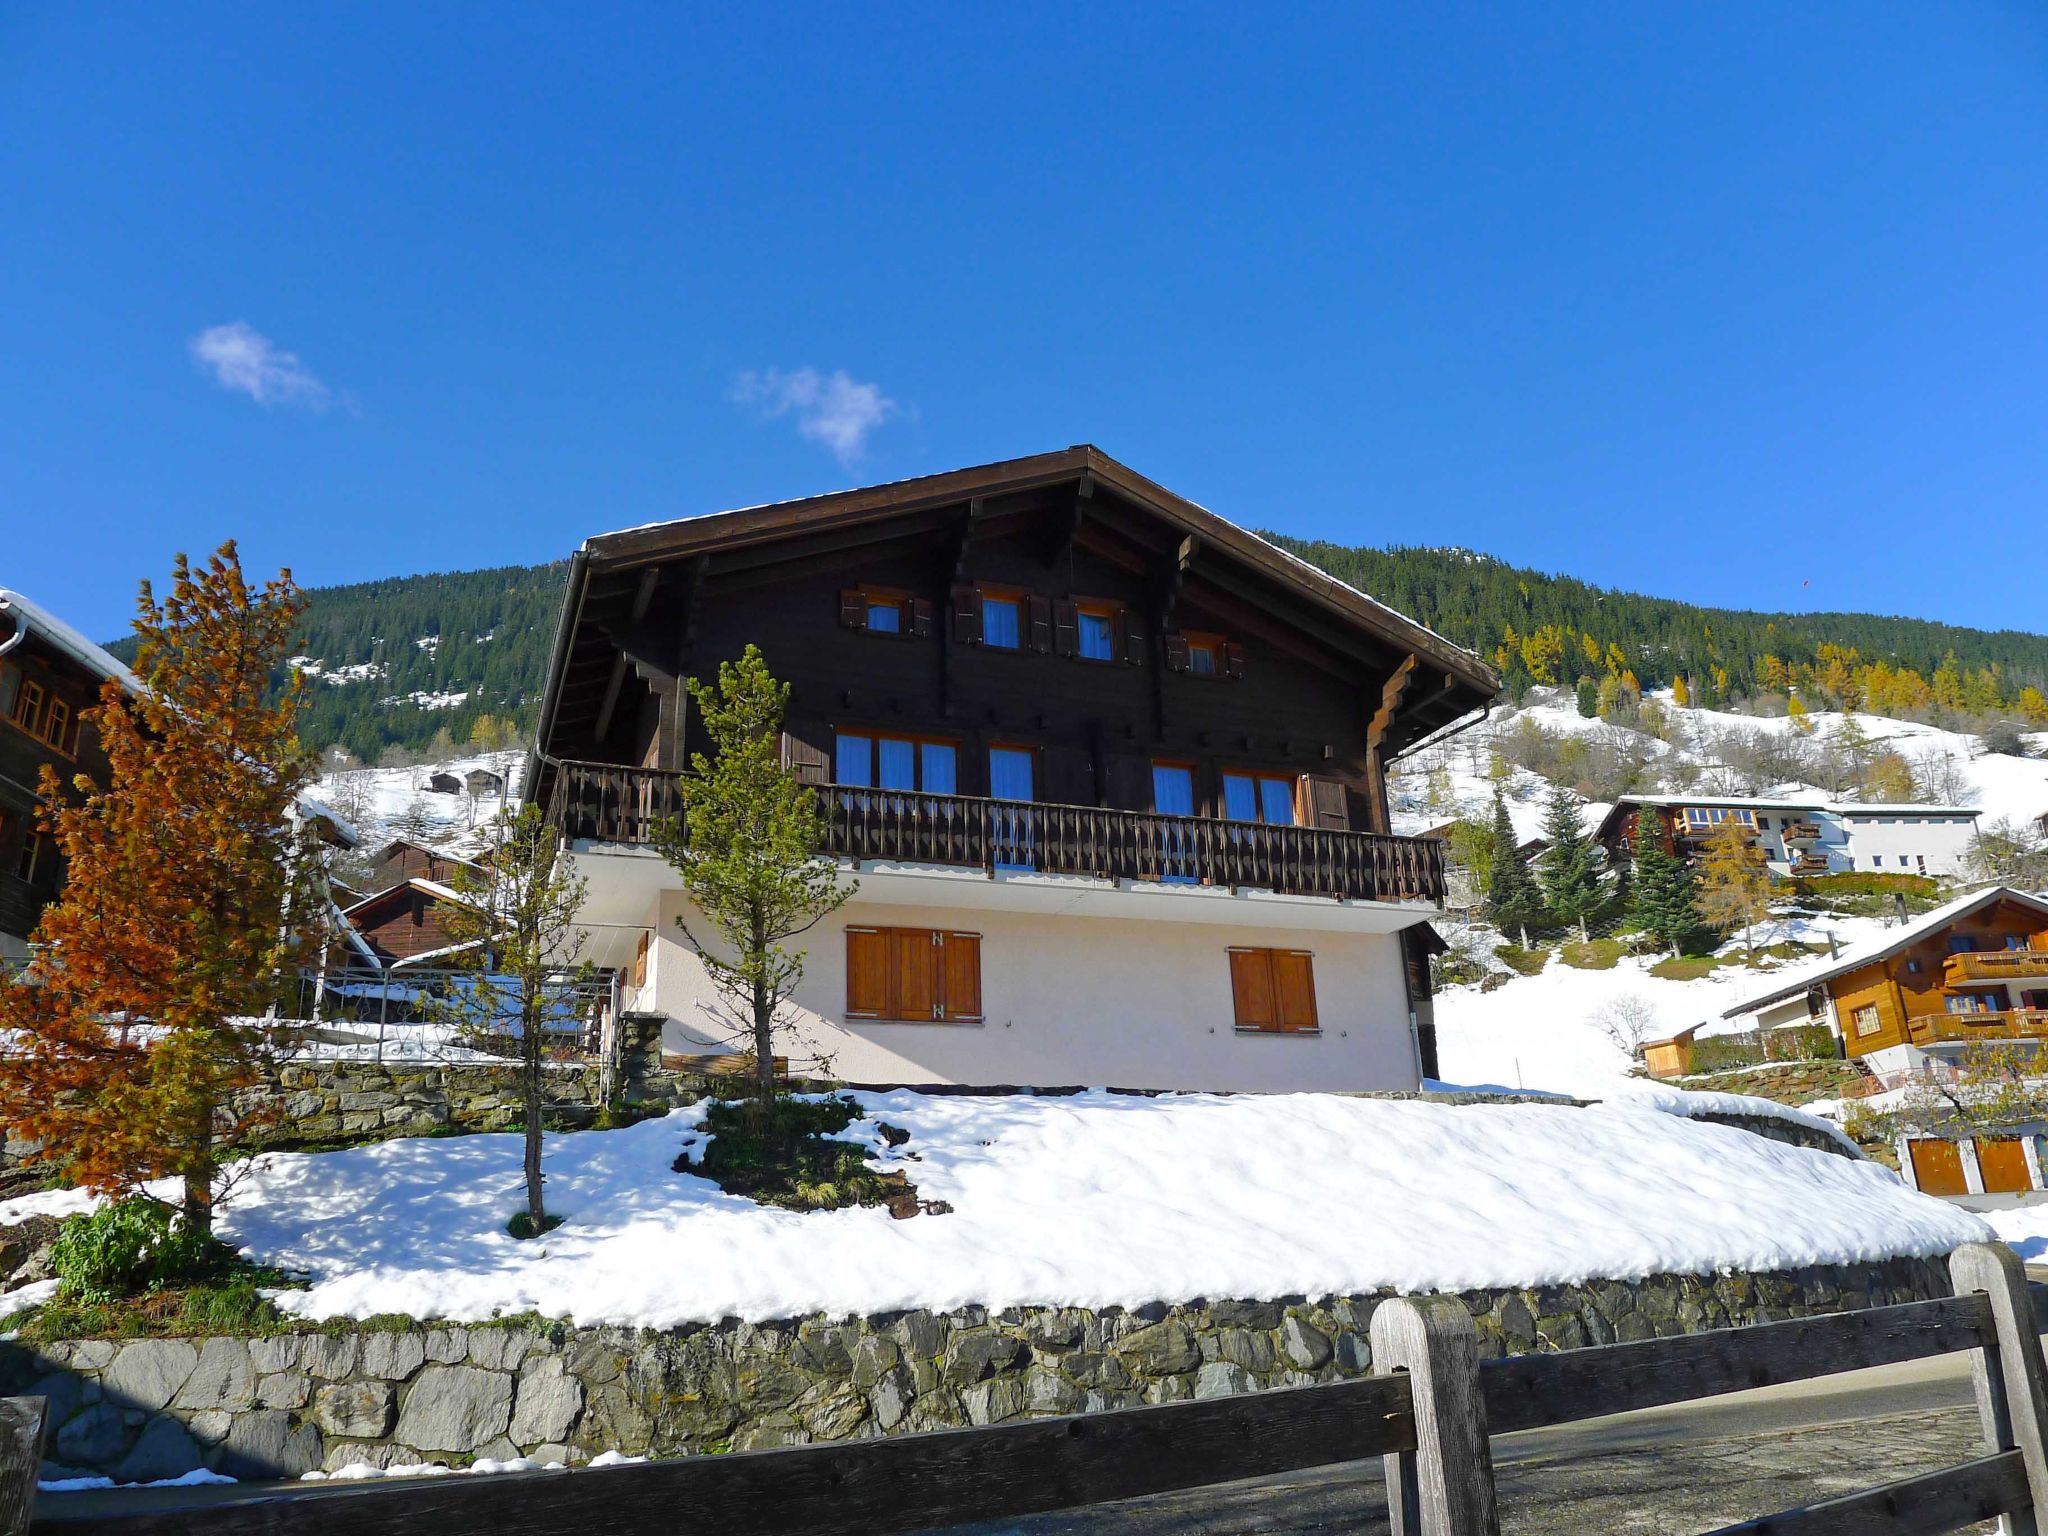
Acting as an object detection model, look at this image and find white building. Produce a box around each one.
[1598,795,1982,879]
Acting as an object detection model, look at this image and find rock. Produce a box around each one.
[302,1334,361,1381]
[1024,1366,1084,1415]
[1332,1333,1371,1374]
[474,1436,523,1463]
[904,1391,965,1431]
[942,1330,1026,1387]
[1113,1321,1200,1377]
[424,1329,469,1364]
[578,1382,652,1456]
[102,1340,198,1414]
[733,1354,811,1410]
[1497,1294,1537,1347]
[564,1333,624,1386]
[185,1411,233,1446]
[393,1365,514,1453]
[469,1328,536,1372]
[361,1332,428,1381]
[321,1440,412,1474]
[113,1416,202,1484]
[24,1374,81,1435]
[869,1368,912,1432]
[312,1382,396,1439]
[961,1377,1025,1426]
[1194,1362,1253,1400]
[1216,1329,1275,1374]
[849,1335,900,1390]
[256,1372,311,1410]
[55,1403,128,1464]
[249,1336,301,1375]
[1207,1300,1281,1330]
[173,1337,255,1413]
[213,1410,323,1480]
[793,1381,867,1440]
[892,1310,947,1361]
[1281,1316,1332,1371]
[510,1356,584,1445]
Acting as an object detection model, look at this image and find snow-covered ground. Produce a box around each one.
[1982,1206,2048,1263]
[315,750,525,855]
[0,1091,1978,1331]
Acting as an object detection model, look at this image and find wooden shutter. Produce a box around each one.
[1229,949,1278,1031]
[0,664,15,721]
[846,928,890,1017]
[1122,612,1148,666]
[911,597,935,638]
[781,726,832,786]
[838,589,866,630]
[941,932,982,1021]
[1052,600,1079,658]
[1304,776,1350,830]
[893,929,938,1021]
[950,585,981,645]
[630,932,650,989]
[1273,951,1319,1031]
[1027,595,1054,653]
[1224,642,1247,680]
[1164,632,1191,672]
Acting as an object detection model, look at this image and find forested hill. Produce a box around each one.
[106,542,2048,760]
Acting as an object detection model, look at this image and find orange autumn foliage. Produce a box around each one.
[0,544,320,1230]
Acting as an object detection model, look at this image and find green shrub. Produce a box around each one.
[50,1198,230,1305]
[682,1095,917,1212]
[506,1211,566,1240]
[1493,944,1549,977]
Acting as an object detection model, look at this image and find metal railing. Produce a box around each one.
[544,759,1446,906]
[281,965,617,1064]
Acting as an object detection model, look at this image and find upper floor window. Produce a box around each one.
[1223,772,1297,825]
[42,697,70,752]
[836,732,957,794]
[1076,604,1117,661]
[15,831,45,886]
[981,593,1022,649]
[1186,631,1222,676]
[12,679,44,736]
[1851,1004,1880,1036]
[866,597,903,633]
[838,586,928,639]
[1165,630,1244,679]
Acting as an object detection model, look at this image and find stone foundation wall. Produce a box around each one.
[251,1062,606,1145]
[1,1255,1953,1484]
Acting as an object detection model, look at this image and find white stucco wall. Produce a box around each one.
[634,893,1423,1093]
[1833,813,1980,877]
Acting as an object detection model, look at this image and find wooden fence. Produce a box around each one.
[10,1241,2047,1536]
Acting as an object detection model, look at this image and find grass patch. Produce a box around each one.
[1649,953,1731,981]
[1558,938,1625,971]
[678,1094,926,1214]
[1493,944,1549,977]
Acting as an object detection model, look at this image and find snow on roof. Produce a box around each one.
[1613,793,1978,817]
[0,589,142,692]
[1723,885,2048,1019]
[294,792,360,849]
[342,876,478,916]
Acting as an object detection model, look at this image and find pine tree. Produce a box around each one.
[1697,816,1773,956]
[1483,792,1546,941]
[0,544,319,1232]
[1575,677,1598,718]
[436,804,589,1237]
[653,645,854,1113]
[1538,782,1608,937]
[1626,809,1703,955]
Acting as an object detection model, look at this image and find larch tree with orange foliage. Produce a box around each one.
[0,543,322,1233]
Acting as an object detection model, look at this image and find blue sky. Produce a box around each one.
[5,4,2046,642]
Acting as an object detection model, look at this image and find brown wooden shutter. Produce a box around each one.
[781,725,832,786]
[1164,632,1191,672]
[1122,612,1147,666]
[630,932,650,989]
[846,928,889,1017]
[941,932,982,1022]
[1052,600,1078,658]
[950,585,981,644]
[1229,949,1277,1031]
[1105,754,1154,812]
[1224,642,1247,680]
[1027,595,1054,653]
[893,929,938,1021]
[839,589,866,630]
[1274,951,1319,1031]
[1304,776,1350,830]
[911,597,935,638]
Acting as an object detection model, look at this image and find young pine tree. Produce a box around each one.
[1483,792,1547,944]
[1575,677,1599,718]
[653,645,854,1115]
[0,544,320,1232]
[1626,809,1704,956]
[1538,782,1609,939]
[1697,815,1774,956]
[436,803,589,1237]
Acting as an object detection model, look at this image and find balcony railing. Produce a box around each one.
[545,760,1445,907]
[1780,820,1823,843]
[1944,948,2048,987]
[1908,1009,2048,1047]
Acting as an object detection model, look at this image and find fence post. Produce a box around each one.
[1370,1297,1500,1536]
[0,1396,47,1536]
[1952,1241,2048,1536]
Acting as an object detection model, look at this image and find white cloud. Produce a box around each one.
[188,322,331,409]
[732,367,898,462]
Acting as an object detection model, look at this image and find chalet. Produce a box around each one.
[427,772,464,796]
[531,447,1497,1092]
[336,877,482,968]
[464,767,506,798]
[365,838,485,894]
[1723,886,2048,1194]
[0,590,139,959]
[1597,795,1981,880]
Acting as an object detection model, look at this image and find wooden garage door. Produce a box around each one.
[1976,1137,2034,1195]
[1908,1138,1967,1197]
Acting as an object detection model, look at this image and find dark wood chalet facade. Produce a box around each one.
[532,447,1494,901]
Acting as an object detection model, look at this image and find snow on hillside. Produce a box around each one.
[0,1092,1968,1329]
[315,750,525,856]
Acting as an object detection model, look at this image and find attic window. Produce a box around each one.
[1165,629,1245,679]
[866,598,902,634]
[838,586,928,639]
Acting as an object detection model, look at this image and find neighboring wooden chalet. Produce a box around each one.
[335,877,483,969]
[427,771,464,796]
[531,446,1497,1092]
[464,767,506,798]
[0,589,139,958]
[366,838,485,895]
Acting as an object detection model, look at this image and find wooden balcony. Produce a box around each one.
[1944,948,2048,987]
[1908,1010,2048,1047]
[1780,820,1823,843]
[544,759,1445,907]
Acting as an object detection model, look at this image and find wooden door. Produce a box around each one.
[1908,1138,1968,1196]
[1975,1137,2034,1195]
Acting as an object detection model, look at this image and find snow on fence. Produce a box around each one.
[17,1242,2048,1536]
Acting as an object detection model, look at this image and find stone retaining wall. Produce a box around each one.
[252,1062,607,1145]
[1,1255,1952,1484]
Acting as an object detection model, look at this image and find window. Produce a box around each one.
[836,733,958,794]
[11,680,43,735]
[846,927,982,1022]
[866,599,902,634]
[1077,606,1116,662]
[1165,629,1243,678]
[1229,948,1319,1033]
[1223,772,1297,825]
[1152,762,1195,816]
[1947,994,1996,1016]
[1949,937,1977,954]
[1851,1005,1881,1037]
[15,832,44,885]
[1188,637,1218,675]
[837,586,926,639]
[988,747,1035,869]
[41,697,69,752]
[981,595,1022,649]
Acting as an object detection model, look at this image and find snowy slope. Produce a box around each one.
[0,1091,1971,1329]
[315,750,525,856]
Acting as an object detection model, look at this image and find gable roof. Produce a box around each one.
[0,589,143,692]
[341,876,480,922]
[536,446,1500,765]
[1722,885,2048,1018]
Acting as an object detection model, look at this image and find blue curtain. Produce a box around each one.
[1223,774,1257,821]
[836,733,871,787]
[1260,778,1296,826]
[1152,764,1194,816]
[989,748,1034,801]
[878,737,917,791]
[982,598,1021,649]
[921,742,957,795]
